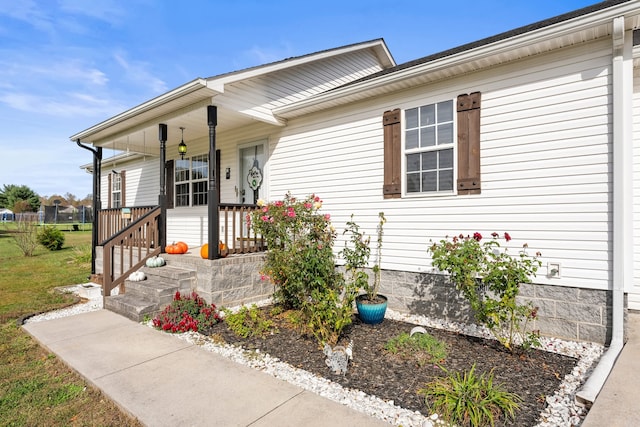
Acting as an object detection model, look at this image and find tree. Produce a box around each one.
[65,192,78,206]
[0,184,40,212]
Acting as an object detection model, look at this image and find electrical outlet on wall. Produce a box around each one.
[547,262,561,278]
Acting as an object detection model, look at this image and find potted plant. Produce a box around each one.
[342,212,387,324]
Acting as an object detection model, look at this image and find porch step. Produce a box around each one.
[124,279,177,307]
[105,265,195,322]
[104,294,162,323]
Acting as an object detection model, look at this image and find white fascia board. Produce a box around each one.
[70,78,217,141]
[209,40,394,87]
[275,3,640,116]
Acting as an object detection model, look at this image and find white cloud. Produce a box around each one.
[243,43,295,66]
[0,59,109,88]
[59,0,127,26]
[0,0,54,33]
[0,92,122,118]
[113,51,168,94]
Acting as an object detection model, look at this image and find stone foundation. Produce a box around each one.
[375,269,617,345]
[162,252,270,308]
[97,245,618,344]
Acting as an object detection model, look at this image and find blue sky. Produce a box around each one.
[0,0,598,200]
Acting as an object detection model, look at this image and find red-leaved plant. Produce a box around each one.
[152,291,221,333]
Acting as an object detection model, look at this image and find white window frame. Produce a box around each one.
[175,154,209,207]
[403,98,456,196]
[111,173,122,208]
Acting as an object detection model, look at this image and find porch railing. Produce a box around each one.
[97,204,264,298]
[219,203,265,255]
[102,206,162,298]
[98,206,157,244]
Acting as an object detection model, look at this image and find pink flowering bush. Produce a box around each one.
[250,192,343,309]
[152,291,221,333]
[429,232,542,351]
[249,193,355,345]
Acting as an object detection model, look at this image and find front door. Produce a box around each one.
[239,141,266,205]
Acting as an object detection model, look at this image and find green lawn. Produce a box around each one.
[0,224,143,426]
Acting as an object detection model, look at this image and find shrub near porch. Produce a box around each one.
[249,193,356,345]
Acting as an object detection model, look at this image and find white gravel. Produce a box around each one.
[25,283,604,427]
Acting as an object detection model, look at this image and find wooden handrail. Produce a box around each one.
[99,204,265,299]
[98,206,156,244]
[102,206,161,298]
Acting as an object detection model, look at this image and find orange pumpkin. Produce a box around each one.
[200,244,209,259]
[165,241,188,254]
[176,241,188,253]
[200,242,228,259]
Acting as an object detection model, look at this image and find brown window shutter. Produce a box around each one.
[120,171,126,207]
[383,109,401,199]
[107,173,112,209]
[457,92,481,195]
[165,160,174,209]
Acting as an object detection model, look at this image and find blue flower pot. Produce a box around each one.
[356,294,388,324]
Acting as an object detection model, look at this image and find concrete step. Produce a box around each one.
[139,265,196,291]
[104,294,161,323]
[106,264,196,321]
[124,279,177,306]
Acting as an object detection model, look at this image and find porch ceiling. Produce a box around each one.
[72,83,261,156]
[92,102,258,156]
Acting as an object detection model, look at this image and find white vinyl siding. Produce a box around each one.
[631,64,640,310]
[100,157,159,208]
[267,40,613,291]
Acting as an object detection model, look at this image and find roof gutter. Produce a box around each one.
[274,1,639,117]
[576,14,632,405]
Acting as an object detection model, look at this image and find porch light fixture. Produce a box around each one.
[178,127,187,159]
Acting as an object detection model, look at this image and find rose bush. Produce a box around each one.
[250,193,356,345]
[428,232,541,351]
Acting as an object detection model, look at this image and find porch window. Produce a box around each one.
[111,173,122,208]
[405,100,454,194]
[175,155,208,207]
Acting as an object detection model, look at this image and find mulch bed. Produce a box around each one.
[206,309,577,426]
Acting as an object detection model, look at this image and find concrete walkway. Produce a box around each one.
[22,310,389,427]
[581,311,640,427]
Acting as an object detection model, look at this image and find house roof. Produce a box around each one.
[70,39,395,156]
[71,0,640,160]
[274,0,640,118]
[347,0,635,87]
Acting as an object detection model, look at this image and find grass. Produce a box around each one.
[0,223,143,426]
[385,331,448,366]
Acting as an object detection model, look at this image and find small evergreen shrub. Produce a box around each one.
[152,291,221,333]
[419,364,521,427]
[37,226,65,251]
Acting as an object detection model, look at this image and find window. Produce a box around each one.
[111,173,122,208]
[405,100,454,194]
[175,155,208,207]
[382,92,481,198]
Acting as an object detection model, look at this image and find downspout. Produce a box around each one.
[576,15,631,405]
[75,139,102,276]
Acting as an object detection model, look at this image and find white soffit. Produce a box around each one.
[275,4,640,119]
